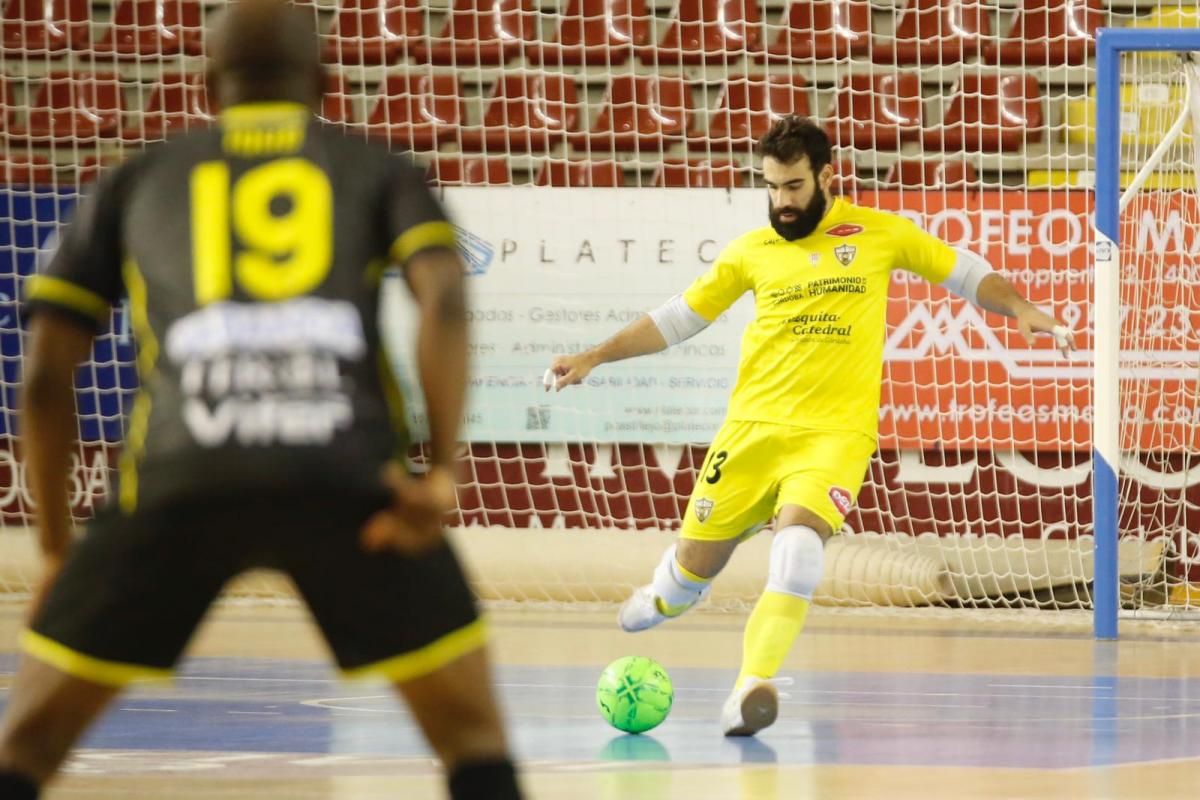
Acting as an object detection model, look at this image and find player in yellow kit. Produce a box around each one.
[546,116,1076,737]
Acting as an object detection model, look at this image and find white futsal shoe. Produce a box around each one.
[721,676,793,737]
[618,584,711,633]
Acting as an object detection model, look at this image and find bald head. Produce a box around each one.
[207,0,323,110]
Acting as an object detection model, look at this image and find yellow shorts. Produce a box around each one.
[680,420,876,541]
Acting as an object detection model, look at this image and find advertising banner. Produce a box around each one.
[390,187,1105,449]
[8,187,1199,451]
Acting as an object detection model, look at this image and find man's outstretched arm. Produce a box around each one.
[937,248,1075,357]
[974,273,1075,356]
[545,315,666,392]
[545,295,710,392]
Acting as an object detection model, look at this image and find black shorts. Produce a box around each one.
[25,492,483,686]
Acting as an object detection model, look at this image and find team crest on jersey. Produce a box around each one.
[834,244,857,266]
[695,498,715,523]
[826,223,863,237]
[829,487,853,515]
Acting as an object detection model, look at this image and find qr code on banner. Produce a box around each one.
[526,405,551,431]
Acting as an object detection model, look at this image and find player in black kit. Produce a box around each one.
[0,3,522,799]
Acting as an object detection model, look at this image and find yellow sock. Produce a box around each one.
[735,590,810,689]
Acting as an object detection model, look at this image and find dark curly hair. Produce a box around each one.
[756,116,832,174]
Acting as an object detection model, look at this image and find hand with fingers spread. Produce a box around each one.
[974,273,1076,359]
[1015,305,1076,358]
[361,464,459,555]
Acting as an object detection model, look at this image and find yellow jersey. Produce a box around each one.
[683,197,957,440]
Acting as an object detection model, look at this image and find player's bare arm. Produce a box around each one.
[545,315,668,392]
[20,314,93,608]
[362,248,466,554]
[974,272,1076,356]
[407,249,469,473]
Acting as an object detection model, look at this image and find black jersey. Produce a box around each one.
[24,102,458,512]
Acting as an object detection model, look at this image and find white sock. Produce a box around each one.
[650,544,709,615]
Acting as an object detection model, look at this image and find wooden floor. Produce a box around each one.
[1,605,1199,799]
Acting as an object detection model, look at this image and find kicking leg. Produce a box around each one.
[393,645,521,800]
[621,421,775,633]
[723,505,829,737]
[0,655,121,795]
[618,536,738,632]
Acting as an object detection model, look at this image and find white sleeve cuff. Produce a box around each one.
[649,294,710,346]
[939,248,994,305]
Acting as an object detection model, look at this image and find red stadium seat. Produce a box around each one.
[93,0,205,58]
[873,0,989,64]
[652,158,744,187]
[826,73,922,150]
[410,0,537,66]
[7,73,125,144]
[830,156,858,197]
[322,0,421,65]
[757,0,871,62]
[320,74,355,125]
[924,74,1043,152]
[639,0,762,65]
[366,74,463,151]
[701,75,809,149]
[884,158,979,188]
[0,154,56,186]
[990,0,1103,66]
[525,0,651,66]
[459,73,581,152]
[535,159,628,186]
[426,156,512,185]
[123,74,212,142]
[574,75,694,151]
[1,0,89,54]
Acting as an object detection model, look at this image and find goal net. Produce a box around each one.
[1094,32,1200,625]
[0,1,1193,622]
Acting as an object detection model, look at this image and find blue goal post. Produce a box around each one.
[1093,27,1200,640]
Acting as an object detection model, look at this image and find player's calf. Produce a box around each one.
[619,544,713,632]
[722,525,824,736]
[0,655,120,788]
[393,647,522,799]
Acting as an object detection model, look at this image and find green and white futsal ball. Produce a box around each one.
[596,656,674,734]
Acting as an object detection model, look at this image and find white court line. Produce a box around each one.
[500,682,725,694]
[989,682,1117,691]
[500,682,1200,705]
[828,711,1200,726]
[119,708,177,713]
[167,677,1200,711]
[301,696,394,714]
[792,700,990,709]
[1056,752,1200,772]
